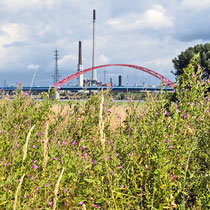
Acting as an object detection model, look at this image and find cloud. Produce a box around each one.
[107,4,174,31]
[98,54,109,64]
[27,64,40,70]
[182,0,210,10]
[58,54,77,67]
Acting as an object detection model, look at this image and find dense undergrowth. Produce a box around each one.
[0,55,209,209]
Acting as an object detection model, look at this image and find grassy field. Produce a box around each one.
[0,56,209,209]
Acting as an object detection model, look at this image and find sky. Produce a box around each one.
[0,0,210,86]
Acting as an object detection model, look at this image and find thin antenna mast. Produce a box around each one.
[54,49,59,84]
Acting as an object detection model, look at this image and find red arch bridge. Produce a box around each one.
[53,64,175,88]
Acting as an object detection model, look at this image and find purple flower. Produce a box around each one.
[137,115,140,119]
[166,139,170,144]
[173,175,177,179]
[53,156,56,160]
[79,201,84,205]
[45,183,49,187]
[92,159,96,164]
[183,115,187,118]
[33,145,36,149]
[165,111,169,116]
[72,141,77,146]
[118,166,123,169]
[199,118,203,121]
[94,204,98,208]
[63,141,67,146]
[169,145,173,149]
[33,164,38,169]
[81,146,86,150]
[49,201,53,206]
[34,160,37,163]
[120,184,125,189]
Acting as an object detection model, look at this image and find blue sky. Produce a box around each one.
[0,0,210,86]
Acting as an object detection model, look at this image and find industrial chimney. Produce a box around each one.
[92,9,97,81]
[78,41,83,86]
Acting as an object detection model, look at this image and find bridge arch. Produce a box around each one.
[53,64,175,87]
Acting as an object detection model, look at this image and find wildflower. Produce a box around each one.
[72,141,77,146]
[81,146,86,150]
[120,184,125,189]
[165,111,169,116]
[199,118,203,121]
[168,125,171,128]
[33,164,38,169]
[81,139,85,142]
[191,102,195,106]
[53,157,56,160]
[110,139,113,143]
[94,204,98,208]
[45,183,49,187]
[166,139,170,144]
[49,201,53,206]
[92,159,96,164]
[169,145,173,149]
[36,187,40,190]
[137,115,140,119]
[131,128,134,131]
[31,176,34,180]
[118,166,123,169]
[33,145,36,149]
[79,201,84,205]
[63,141,67,146]
[183,115,187,118]
[64,188,68,193]
[34,160,37,163]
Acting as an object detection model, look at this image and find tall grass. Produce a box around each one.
[0,55,209,209]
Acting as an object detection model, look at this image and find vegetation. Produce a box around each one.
[172,43,210,80]
[0,55,209,209]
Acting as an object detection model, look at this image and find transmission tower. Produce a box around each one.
[53,49,60,84]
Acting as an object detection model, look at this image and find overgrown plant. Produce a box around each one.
[0,55,209,209]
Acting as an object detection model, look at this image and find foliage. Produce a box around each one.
[172,43,210,80]
[0,55,209,209]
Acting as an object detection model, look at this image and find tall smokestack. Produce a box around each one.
[92,9,97,81]
[78,41,82,66]
[78,41,83,86]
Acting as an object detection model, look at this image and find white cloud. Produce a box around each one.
[0,23,29,45]
[58,54,77,66]
[107,4,174,31]
[98,54,109,64]
[27,64,40,70]
[182,0,210,10]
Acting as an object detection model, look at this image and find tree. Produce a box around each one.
[172,43,210,80]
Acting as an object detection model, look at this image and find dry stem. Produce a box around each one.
[13,174,25,210]
[53,168,65,210]
[22,124,35,161]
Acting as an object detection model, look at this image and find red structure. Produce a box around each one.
[53,64,175,88]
